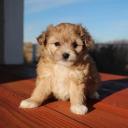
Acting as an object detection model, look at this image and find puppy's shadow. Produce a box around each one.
[87,78,128,112]
[41,94,57,106]
[40,78,128,112]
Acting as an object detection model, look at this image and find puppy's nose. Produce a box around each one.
[62,53,70,60]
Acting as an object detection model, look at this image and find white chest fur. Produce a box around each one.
[52,64,70,100]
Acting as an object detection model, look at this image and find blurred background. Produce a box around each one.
[0,0,128,83]
[24,0,128,75]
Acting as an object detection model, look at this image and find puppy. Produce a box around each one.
[20,23,100,115]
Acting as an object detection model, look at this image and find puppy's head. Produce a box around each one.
[37,23,94,66]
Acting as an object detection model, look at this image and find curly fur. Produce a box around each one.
[20,23,100,115]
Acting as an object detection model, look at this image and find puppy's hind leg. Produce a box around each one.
[20,78,51,108]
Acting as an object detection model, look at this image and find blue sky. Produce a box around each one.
[24,0,128,43]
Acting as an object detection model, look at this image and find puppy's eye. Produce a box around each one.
[54,42,60,47]
[72,42,78,48]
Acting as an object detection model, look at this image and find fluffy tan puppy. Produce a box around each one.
[20,23,100,115]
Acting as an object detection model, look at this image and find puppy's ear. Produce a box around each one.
[37,32,47,45]
[77,24,95,49]
[37,25,54,46]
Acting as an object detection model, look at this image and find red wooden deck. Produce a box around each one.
[0,71,128,128]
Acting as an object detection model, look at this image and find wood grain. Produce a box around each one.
[0,82,89,128]
[0,73,128,128]
[100,73,128,81]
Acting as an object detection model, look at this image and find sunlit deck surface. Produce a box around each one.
[0,65,128,128]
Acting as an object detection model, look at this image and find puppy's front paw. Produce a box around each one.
[19,98,40,108]
[70,105,88,115]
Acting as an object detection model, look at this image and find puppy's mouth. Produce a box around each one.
[57,60,74,67]
[54,52,77,66]
[56,58,76,67]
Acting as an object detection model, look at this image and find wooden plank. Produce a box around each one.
[0,84,89,128]
[0,79,35,98]
[100,73,128,81]
[94,88,128,118]
[84,109,128,128]
[95,88,128,109]
[46,101,128,128]
[0,73,128,128]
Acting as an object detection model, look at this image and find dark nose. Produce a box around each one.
[62,53,70,60]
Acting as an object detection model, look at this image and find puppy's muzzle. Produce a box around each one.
[62,53,70,60]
